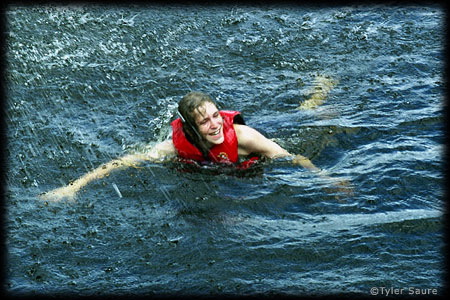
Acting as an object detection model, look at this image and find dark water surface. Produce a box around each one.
[5,4,444,296]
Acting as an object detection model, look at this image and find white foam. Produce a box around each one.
[239,209,442,242]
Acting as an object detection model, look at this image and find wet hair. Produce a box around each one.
[177,91,219,159]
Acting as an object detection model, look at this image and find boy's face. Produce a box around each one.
[194,102,224,147]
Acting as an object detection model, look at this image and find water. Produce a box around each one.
[5,4,444,296]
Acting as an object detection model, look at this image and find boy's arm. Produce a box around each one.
[39,140,176,202]
[235,124,352,193]
[235,124,321,170]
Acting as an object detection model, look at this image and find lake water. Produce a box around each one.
[5,4,445,297]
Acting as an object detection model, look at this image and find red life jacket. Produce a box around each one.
[171,110,241,164]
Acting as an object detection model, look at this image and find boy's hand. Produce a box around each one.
[39,184,79,202]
